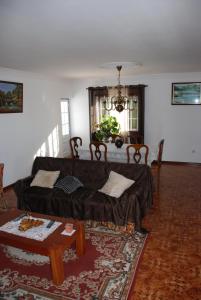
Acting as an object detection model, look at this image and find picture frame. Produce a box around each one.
[0,80,23,113]
[172,82,201,105]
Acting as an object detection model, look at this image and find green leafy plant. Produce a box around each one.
[95,116,120,141]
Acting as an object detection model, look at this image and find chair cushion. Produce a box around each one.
[98,170,135,198]
[54,175,83,194]
[30,170,60,188]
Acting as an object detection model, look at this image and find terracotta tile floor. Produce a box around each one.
[131,164,201,300]
[1,164,201,300]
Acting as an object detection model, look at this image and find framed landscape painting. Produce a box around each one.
[0,80,23,113]
[172,82,201,105]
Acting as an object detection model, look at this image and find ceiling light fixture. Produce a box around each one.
[103,65,138,112]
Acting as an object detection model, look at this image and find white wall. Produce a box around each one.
[1,67,200,186]
[0,67,73,186]
[70,72,201,163]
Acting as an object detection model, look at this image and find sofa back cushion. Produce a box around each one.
[31,157,152,196]
[32,157,73,177]
[73,159,107,190]
[107,161,149,181]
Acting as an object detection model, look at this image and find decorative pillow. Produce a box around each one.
[98,171,134,198]
[54,176,83,194]
[30,170,60,188]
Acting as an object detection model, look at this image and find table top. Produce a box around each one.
[0,209,82,254]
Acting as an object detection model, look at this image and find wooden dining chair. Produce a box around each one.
[157,139,165,168]
[126,144,149,165]
[0,163,7,209]
[152,139,165,194]
[128,131,143,144]
[89,142,107,161]
[69,137,82,159]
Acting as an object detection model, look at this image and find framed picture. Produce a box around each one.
[172,82,201,105]
[0,80,23,113]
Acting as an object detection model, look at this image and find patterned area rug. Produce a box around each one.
[0,227,147,300]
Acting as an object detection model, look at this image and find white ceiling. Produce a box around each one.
[1,0,201,79]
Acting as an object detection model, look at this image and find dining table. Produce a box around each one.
[79,143,157,166]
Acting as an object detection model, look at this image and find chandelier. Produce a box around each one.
[103,65,138,112]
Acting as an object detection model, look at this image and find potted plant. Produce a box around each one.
[95,116,120,142]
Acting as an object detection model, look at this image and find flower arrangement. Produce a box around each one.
[95,116,120,141]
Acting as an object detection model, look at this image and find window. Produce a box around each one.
[99,99,139,132]
[60,100,70,136]
[88,85,145,142]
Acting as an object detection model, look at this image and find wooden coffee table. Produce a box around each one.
[0,209,85,285]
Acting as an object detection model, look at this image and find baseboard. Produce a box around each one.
[152,160,201,167]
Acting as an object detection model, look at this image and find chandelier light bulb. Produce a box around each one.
[103,65,138,112]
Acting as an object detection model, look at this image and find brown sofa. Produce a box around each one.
[14,157,153,233]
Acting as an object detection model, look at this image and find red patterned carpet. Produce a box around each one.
[0,226,147,300]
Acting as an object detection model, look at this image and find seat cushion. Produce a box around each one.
[23,186,54,214]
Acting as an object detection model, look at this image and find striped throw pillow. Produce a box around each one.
[54,176,83,194]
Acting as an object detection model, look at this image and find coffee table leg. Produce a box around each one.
[49,247,64,285]
[76,222,85,256]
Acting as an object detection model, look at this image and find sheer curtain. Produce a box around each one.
[88,87,108,140]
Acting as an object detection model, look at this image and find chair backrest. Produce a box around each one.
[128,131,143,144]
[126,144,149,165]
[89,142,107,161]
[69,137,82,159]
[157,139,165,167]
[0,163,4,196]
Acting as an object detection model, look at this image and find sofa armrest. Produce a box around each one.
[123,167,154,233]
[13,175,34,210]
